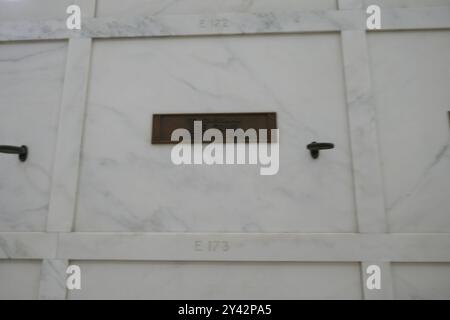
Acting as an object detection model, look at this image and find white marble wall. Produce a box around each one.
[0,41,67,231]
[76,34,355,233]
[0,260,41,299]
[1,0,450,300]
[369,30,450,232]
[68,261,362,300]
[392,263,450,299]
[365,0,450,8]
[95,0,337,17]
[0,0,72,22]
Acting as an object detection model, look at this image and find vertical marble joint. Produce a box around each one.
[41,0,96,300]
[46,38,93,232]
[341,30,387,233]
[339,0,393,299]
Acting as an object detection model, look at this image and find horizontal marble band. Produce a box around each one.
[1,232,450,262]
[0,11,357,42]
[0,7,449,42]
[0,233,57,259]
[56,233,450,262]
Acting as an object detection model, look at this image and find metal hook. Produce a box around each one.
[0,145,28,162]
[307,142,334,159]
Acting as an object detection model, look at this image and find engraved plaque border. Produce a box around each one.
[151,112,277,144]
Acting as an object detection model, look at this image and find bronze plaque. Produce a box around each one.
[152,112,277,144]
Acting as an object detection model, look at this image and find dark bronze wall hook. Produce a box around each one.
[0,145,28,162]
[307,142,334,159]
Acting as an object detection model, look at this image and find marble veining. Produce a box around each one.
[392,263,450,299]
[1,6,450,42]
[75,34,356,232]
[38,259,68,300]
[369,30,450,232]
[0,10,362,42]
[95,0,338,17]
[0,41,67,232]
[0,233,57,259]
[0,0,450,300]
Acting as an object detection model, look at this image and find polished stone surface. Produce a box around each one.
[1,0,450,300]
[392,263,450,299]
[0,0,72,22]
[0,41,67,231]
[0,260,41,299]
[68,261,362,300]
[369,30,450,232]
[96,0,337,17]
[75,34,356,232]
